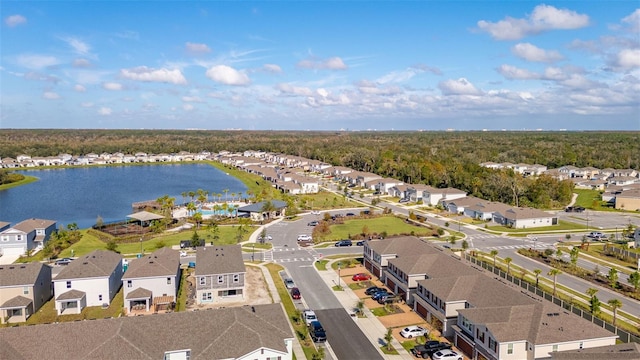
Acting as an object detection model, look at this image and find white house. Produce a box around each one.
[122,247,181,313]
[53,250,123,315]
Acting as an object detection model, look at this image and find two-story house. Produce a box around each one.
[53,250,123,315]
[195,245,246,304]
[0,218,57,257]
[0,262,52,324]
[363,236,438,280]
[122,247,181,314]
[0,303,295,360]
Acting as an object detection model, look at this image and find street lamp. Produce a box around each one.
[251,243,255,262]
[337,262,342,288]
[139,237,143,255]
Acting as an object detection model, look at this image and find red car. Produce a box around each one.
[291,287,301,300]
[352,273,372,281]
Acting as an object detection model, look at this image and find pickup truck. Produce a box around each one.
[410,341,452,358]
[308,320,327,342]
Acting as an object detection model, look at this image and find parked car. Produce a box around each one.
[372,291,394,301]
[54,258,73,266]
[290,287,301,300]
[410,341,452,358]
[335,239,353,247]
[377,295,398,305]
[345,212,355,216]
[400,325,428,338]
[432,349,462,360]
[399,198,410,203]
[565,206,585,213]
[352,273,372,281]
[308,320,327,342]
[356,240,365,246]
[179,251,188,257]
[310,210,321,215]
[587,231,607,240]
[297,234,313,241]
[302,310,317,325]
[284,278,295,289]
[257,235,273,241]
[365,286,385,295]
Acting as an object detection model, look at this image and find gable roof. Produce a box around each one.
[551,343,640,360]
[388,253,477,278]
[12,218,56,233]
[237,200,287,213]
[54,250,123,281]
[0,262,49,287]
[0,303,293,360]
[122,247,180,279]
[500,207,554,220]
[195,245,245,276]
[366,236,438,258]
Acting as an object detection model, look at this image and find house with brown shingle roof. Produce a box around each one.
[362,236,438,280]
[493,207,557,229]
[0,218,57,257]
[551,342,640,360]
[0,303,294,360]
[122,247,180,313]
[195,245,246,304]
[0,262,52,324]
[52,250,123,315]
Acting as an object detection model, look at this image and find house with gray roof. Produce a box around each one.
[53,250,123,315]
[493,207,557,229]
[195,245,246,304]
[363,236,438,280]
[423,187,467,206]
[122,247,180,314]
[0,303,294,360]
[0,218,57,257]
[0,262,52,324]
[551,342,640,360]
[237,200,287,221]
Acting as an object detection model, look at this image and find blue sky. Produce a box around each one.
[1,1,639,131]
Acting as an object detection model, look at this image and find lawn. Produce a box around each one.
[324,215,432,241]
[0,175,39,190]
[297,190,367,210]
[487,220,588,233]
[23,288,125,325]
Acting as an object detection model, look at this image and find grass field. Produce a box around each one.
[324,215,432,241]
[0,175,39,190]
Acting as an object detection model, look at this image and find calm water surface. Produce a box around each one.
[0,164,247,228]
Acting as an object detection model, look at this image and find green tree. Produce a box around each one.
[587,288,600,315]
[570,247,580,268]
[534,269,542,287]
[608,268,619,289]
[548,269,562,296]
[312,221,331,243]
[490,250,499,268]
[384,328,394,351]
[190,230,202,248]
[106,239,119,253]
[628,271,640,293]
[261,200,277,220]
[607,299,622,326]
[461,240,469,251]
[504,257,513,275]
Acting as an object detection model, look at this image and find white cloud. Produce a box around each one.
[185,42,211,54]
[615,49,640,70]
[43,91,60,99]
[120,66,187,84]
[74,84,86,92]
[297,56,348,70]
[497,64,536,79]
[73,58,92,68]
[477,4,589,40]
[621,9,640,33]
[103,82,123,91]
[512,43,563,63]
[542,67,568,81]
[5,14,27,27]
[81,102,94,107]
[276,83,313,96]
[16,54,60,70]
[182,96,203,102]
[183,104,194,111]
[357,80,402,95]
[263,64,283,73]
[62,37,91,56]
[24,72,60,83]
[98,107,112,115]
[438,78,482,95]
[205,65,250,85]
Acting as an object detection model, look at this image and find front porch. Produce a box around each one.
[0,295,33,324]
[55,289,86,315]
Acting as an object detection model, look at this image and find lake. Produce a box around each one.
[0,164,247,229]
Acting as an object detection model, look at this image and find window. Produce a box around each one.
[217,275,224,284]
[233,274,239,283]
[16,235,22,241]
[201,292,212,301]
[23,287,29,295]
[507,343,513,354]
[98,294,103,301]
[167,277,171,285]
[1,236,8,242]
[476,328,485,342]
[579,342,583,349]
[127,280,132,288]
[163,349,191,360]
[552,345,558,352]
[199,277,205,286]
[66,281,71,289]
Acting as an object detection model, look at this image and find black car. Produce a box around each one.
[308,321,327,342]
[346,212,355,216]
[307,221,319,226]
[565,206,585,213]
[335,239,353,247]
[365,286,384,295]
[356,240,365,246]
[410,341,452,358]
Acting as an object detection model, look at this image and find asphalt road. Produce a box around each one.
[316,308,384,360]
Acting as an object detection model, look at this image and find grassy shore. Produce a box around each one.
[0,175,39,190]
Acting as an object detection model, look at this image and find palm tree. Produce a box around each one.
[490,250,499,268]
[223,188,229,202]
[237,191,243,202]
[548,269,562,296]
[261,200,277,220]
[607,299,622,326]
[231,192,236,202]
[504,257,512,276]
[384,328,393,351]
[534,269,542,287]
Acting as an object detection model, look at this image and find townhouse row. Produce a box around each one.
[362,236,617,360]
[0,245,246,324]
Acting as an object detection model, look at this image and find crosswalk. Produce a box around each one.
[272,257,318,263]
[468,233,501,240]
[483,244,553,251]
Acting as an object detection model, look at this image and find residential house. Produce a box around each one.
[464,201,512,221]
[423,187,467,206]
[122,247,181,313]
[0,221,10,232]
[0,262,52,324]
[493,207,557,228]
[550,343,640,360]
[0,303,294,360]
[0,218,57,257]
[615,189,640,211]
[609,176,639,186]
[406,184,435,203]
[362,236,437,280]
[356,172,382,187]
[237,200,287,221]
[53,250,124,315]
[441,196,483,214]
[377,178,404,194]
[195,245,246,304]
[389,184,410,199]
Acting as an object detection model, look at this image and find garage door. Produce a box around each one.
[415,302,429,318]
[456,334,474,359]
[1,247,26,256]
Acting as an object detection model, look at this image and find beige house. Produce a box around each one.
[0,262,52,324]
[195,245,246,304]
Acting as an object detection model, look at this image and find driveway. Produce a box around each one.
[0,253,21,265]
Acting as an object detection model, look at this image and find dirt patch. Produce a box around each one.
[185,265,273,310]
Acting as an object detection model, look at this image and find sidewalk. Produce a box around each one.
[315,260,415,360]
